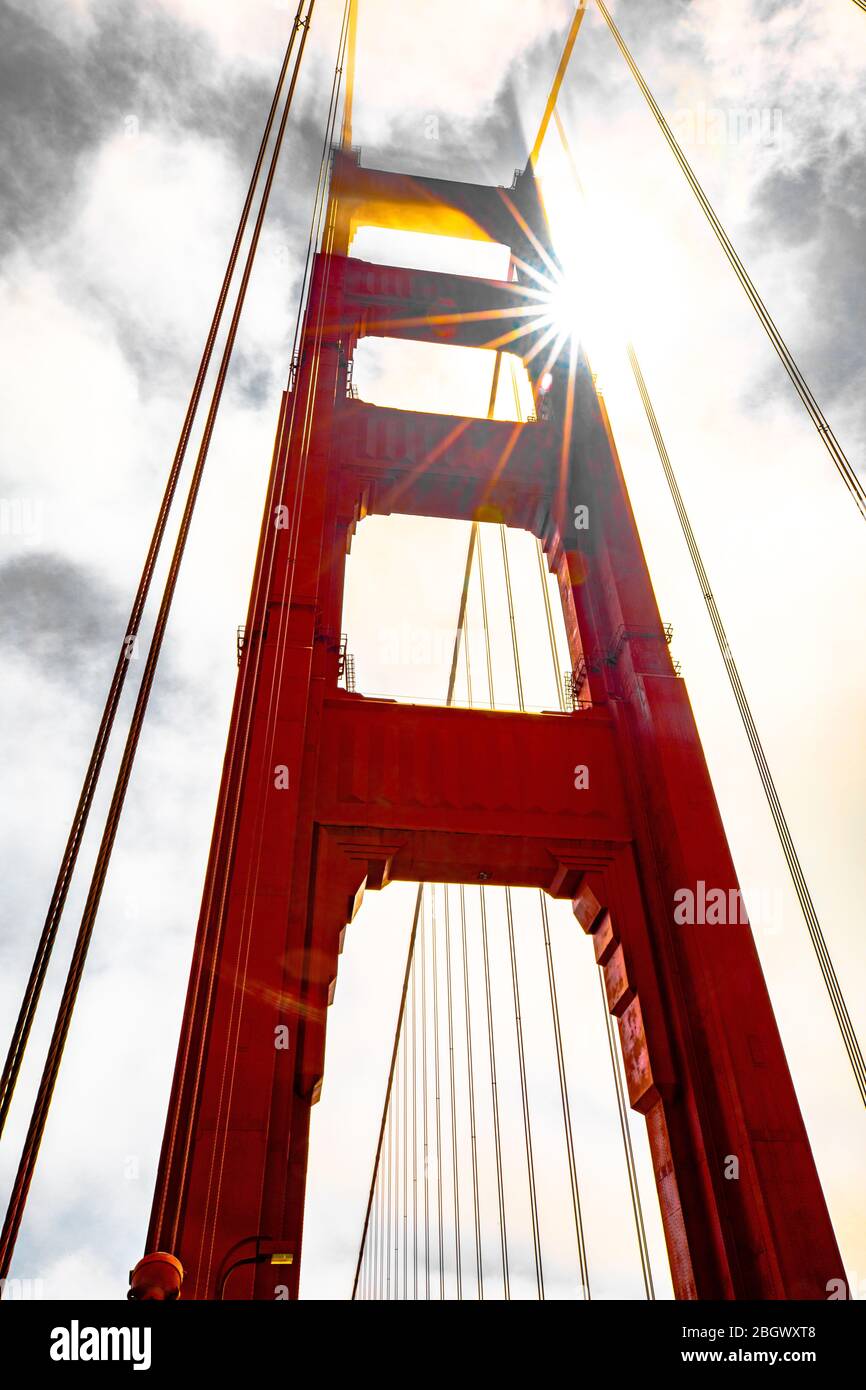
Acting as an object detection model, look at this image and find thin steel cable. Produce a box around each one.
[499,526,525,712]
[478,887,510,1297]
[539,894,591,1298]
[443,886,463,1298]
[594,0,866,522]
[378,1156,384,1299]
[397,1045,403,1295]
[370,1170,377,1300]
[496,522,544,1296]
[474,498,510,1296]
[431,888,446,1299]
[598,969,655,1299]
[387,1097,393,1300]
[378,1172,383,1299]
[504,886,544,1298]
[458,606,483,1297]
[353,518,480,1298]
[0,0,317,1283]
[411,949,418,1300]
[402,1020,408,1299]
[463,605,474,706]
[476,529,496,706]
[628,345,866,1105]
[535,539,565,703]
[459,884,484,1298]
[0,0,309,1142]
[421,910,431,1299]
[535,540,593,1296]
[349,887,423,1300]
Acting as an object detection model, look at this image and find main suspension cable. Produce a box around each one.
[0,0,310,1141]
[594,0,866,522]
[0,0,317,1284]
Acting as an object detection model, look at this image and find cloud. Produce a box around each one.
[0,551,126,687]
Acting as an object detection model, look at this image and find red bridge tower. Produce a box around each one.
[134,151,842,1300]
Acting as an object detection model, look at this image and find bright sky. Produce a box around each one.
[0,0,864,1301]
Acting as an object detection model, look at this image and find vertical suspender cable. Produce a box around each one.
[594,0,866,522]
[0,0,310,1142]
[421,909,431,1299]
[443,887,463,1298]
[504,886,544,1298]
[351,516,483,1298]
[499,526,544,1296]
[349,887,423,1300]
[0,0,317,1284]
[476,530,497,709]
[411,950,418,1299]
[475,519,511,1297]
[598,971,655,1299]
[402,1021,408,1298]
[478,886,510,1297]
[539,896,591,1298]
[459,885,484,1298]
[458,601,483,1296]
[387,1096,393,1299]
[396,1075,403,1300]
[431,889,446,1297]
[499,526,525,712]
[370,1167,377,1300]
[378,1152,385,1298]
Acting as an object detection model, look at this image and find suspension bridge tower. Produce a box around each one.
[124,122,844,1302]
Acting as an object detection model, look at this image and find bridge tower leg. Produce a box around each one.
[137,154,843,1300]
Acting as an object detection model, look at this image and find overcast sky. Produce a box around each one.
[0,0,864,1301]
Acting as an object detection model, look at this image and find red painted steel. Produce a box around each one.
[140,159,843,1299]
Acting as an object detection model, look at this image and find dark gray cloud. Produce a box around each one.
[0,549,206,724]
[750,163,824,248]
[744,130,866,421]
[0,551,128,687]
[0,0,290,254]
[0,0,340,416]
